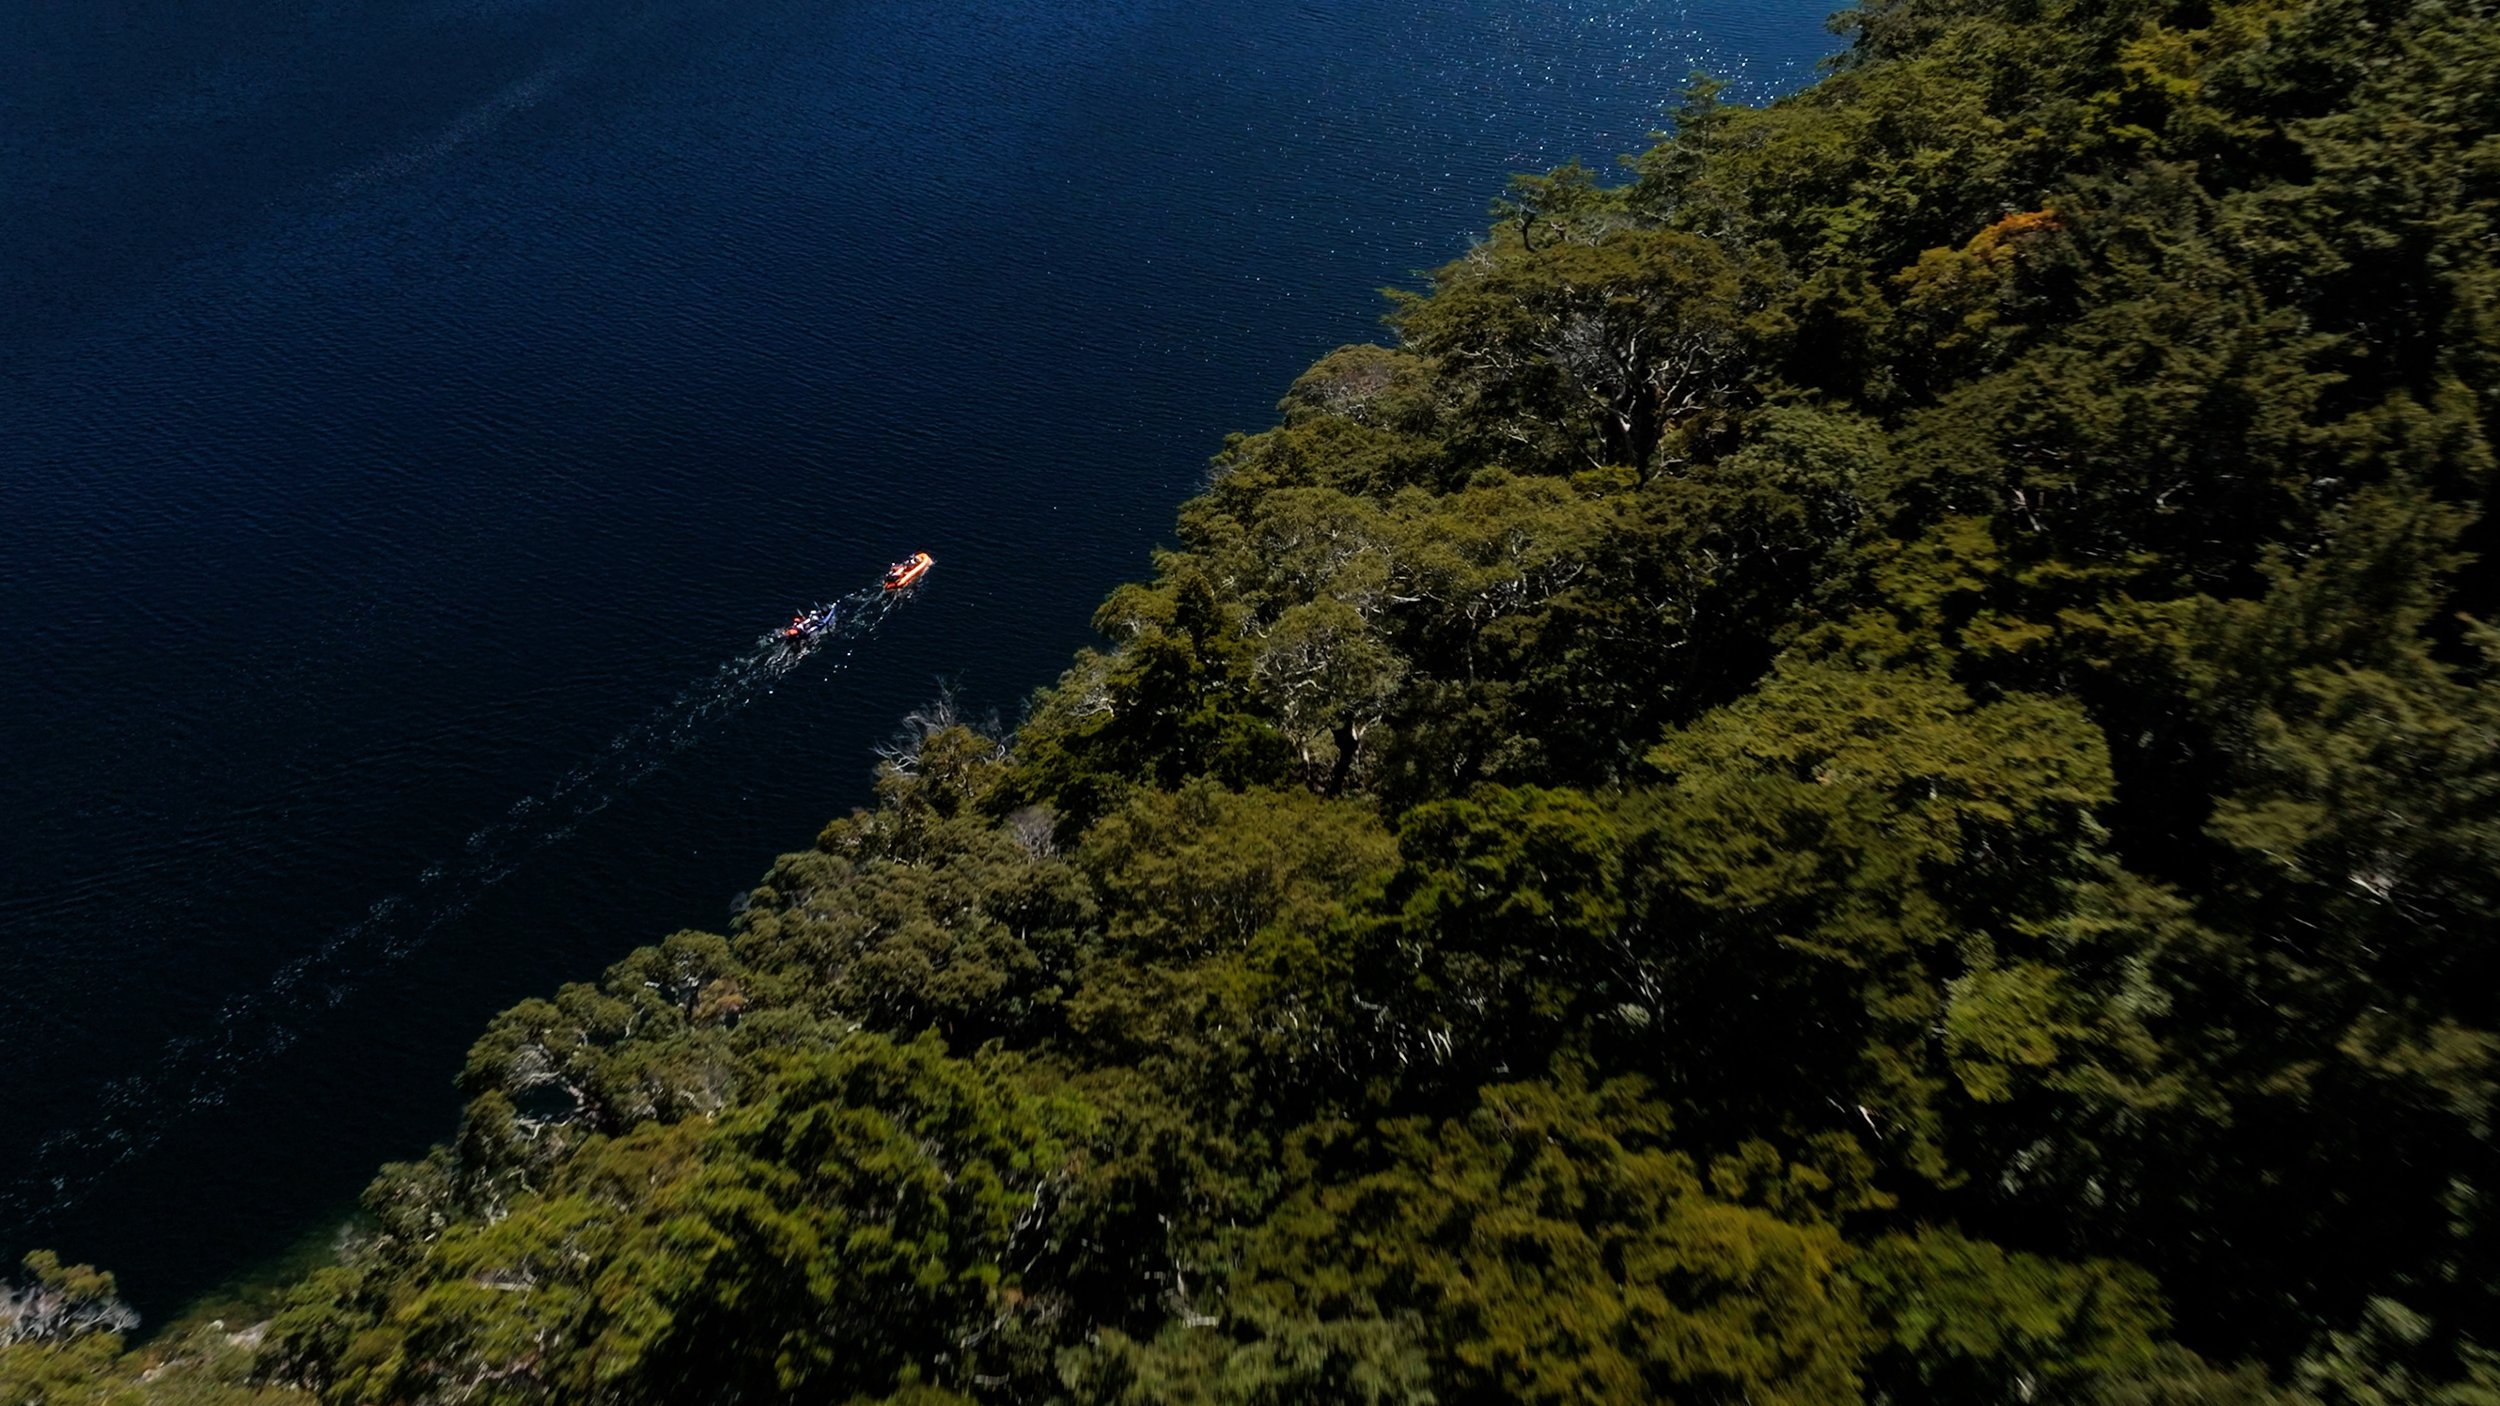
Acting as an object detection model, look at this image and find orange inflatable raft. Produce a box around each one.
[883,551,934,590]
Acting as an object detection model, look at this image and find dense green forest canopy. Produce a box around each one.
[15,0,2500,1397]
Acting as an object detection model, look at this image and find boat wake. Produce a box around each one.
[1,577,923,1229]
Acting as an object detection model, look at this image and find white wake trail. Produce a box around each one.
[2,581,920,1226]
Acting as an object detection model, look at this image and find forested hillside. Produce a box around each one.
[12,0,2500,1397]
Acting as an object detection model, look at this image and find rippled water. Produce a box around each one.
[0,0,1837,1311]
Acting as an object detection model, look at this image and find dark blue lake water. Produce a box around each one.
[0,0,1836,1314]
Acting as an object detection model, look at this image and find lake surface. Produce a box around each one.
[0,0,1837,1314]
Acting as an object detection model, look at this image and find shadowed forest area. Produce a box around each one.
[10,0,2500,1397]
